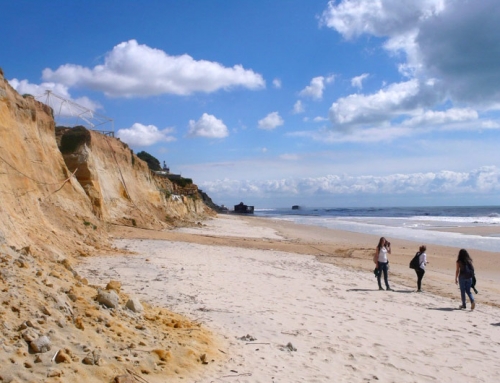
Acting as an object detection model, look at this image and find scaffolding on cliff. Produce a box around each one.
[36,90,114,136]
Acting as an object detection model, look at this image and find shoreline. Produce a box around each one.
[243,216,500,304]
[75,214,500,382]
[113,215,500,308]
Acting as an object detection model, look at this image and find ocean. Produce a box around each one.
[254,206,500,252]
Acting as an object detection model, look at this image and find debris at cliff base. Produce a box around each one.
[0,244,225,382]
[0,68,224,382]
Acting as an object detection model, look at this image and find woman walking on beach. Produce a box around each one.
[373,237,393,291]
[414,245,428,292]
[455,249,476,310]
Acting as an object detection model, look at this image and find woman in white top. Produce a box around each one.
[415,245,428,292]
[373,237,392,291]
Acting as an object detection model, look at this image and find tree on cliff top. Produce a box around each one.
[137,151,161,171]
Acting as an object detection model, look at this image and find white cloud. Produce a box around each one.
[315,0,500,147]
[188,113,228,138]
[295,106,496,144]
[201,166,500,198]
[313,116,328,122]
[416,1,500,104]
[291,124,413,144]
[321,0,500,106]
[258,112,284,130]
[117,123,176,146]
[402,108,478,128]
[480,120,500,129]
[293,100,305,114]
[351,73,369,89]
[329,79,430,127]
[320,0,445,40]
[273,78,282,88]
[299,76,329,100]
[42,39,265,98]
[8,78,100,114]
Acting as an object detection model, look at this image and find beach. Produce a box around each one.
[76,215,500,382]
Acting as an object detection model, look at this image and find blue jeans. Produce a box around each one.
[377,262,390,289]
[459,278,475,307]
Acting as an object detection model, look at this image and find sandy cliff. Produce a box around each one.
[0,67,213,255]
[0,75,97,257]
[56,126,213,231]
[0,68,222,382]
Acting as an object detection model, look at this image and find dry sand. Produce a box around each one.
[76,215,500,382]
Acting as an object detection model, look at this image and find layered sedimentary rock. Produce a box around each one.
[0,68,222,383]
[0,69,97,256]
[0,67,213,255]
[56,126,213,230]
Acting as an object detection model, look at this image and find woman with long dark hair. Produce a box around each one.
[414,245,428,292]
[373,237,393,291]
[455,249,476,310]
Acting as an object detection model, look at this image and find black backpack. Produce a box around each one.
[409,252,421,269]
[462,261,475,279]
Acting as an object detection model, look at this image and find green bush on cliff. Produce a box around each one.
[137,151,161,171]
[171,177,193,188]
[59,126,91,154]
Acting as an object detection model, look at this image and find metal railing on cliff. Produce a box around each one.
[36,90,114,136]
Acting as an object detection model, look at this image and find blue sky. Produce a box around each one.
[2,0,500,208]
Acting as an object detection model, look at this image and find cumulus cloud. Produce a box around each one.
[320,0,444,40]
[201,166,500,198]
[293,100,305,114]
[258,112,284,130]
[321,0,500,106]
[8,78,100,114]
[351,73,369,89]
[329,79,435,127]
[117,123,176,146]
[273,78,282,88]
[402,108,478,128]
[416,1,500,104]
[188,113,228,138]
[299,75,334,100]
[42,39,265,98]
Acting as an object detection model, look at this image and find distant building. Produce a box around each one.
[233,202,254,214]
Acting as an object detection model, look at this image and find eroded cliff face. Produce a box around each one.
[0,69,222,383]
[0,70,99,257]
[0,68,213,254]
[56,126,213,231]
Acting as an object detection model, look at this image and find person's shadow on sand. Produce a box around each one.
[427,307,462,312]
[346,288,413,293]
